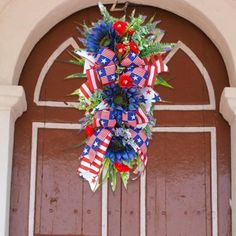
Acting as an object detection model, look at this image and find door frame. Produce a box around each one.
[0,1,236,235]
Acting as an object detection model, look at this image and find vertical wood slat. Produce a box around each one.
[120,181,140,236]
[140,172,146,236]
[145,128,216,236]
[102,171,108,236]
[28,123,38,236]
[107,177,122,236]
[211,129,218,236]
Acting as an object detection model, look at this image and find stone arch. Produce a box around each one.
[0,0,235,86]
[33,38,216,110]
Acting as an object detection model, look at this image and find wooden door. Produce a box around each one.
[10,5,231,236]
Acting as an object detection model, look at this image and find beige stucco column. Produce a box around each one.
[220,87,236,236]
[0,85,26,236]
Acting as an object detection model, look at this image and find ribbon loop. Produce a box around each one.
[93,110,117,128]
[130,127,149,166]
[95,48,119,85]
[124,67,149,87]
[77,50,169,191]
[121,52,145,67]
[96,47,118,66]
[96,64,118,85]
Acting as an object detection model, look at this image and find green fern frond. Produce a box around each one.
[140,42,176,58]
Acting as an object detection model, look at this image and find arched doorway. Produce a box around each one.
[10,5,231,236]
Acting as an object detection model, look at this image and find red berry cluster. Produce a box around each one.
[112,20,139,56]
[112,21,134,36]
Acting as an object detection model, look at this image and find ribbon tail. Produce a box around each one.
[77,82,93,105]
[131,143,147,176]
[77,159,100,192]
[77,69,101,106]
[155,54,168,73]
[145,54,168,87]
[86,68,101,91]
[129,128,149,169]
[136,107,149,129]
[95,48,118,85]
[78,130,112,191]
[140,87,161,113]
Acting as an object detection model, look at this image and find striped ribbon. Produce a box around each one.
[78,107,149,191]
[76,48,168,191]
[77,48,168,103]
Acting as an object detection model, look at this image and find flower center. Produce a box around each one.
[111,140,124,151]
[116,65,125,74]
[113,92,128,107]
[114,94,124,105]
[100,35,111,47]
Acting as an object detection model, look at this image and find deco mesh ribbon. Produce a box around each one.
[67,2,174,191]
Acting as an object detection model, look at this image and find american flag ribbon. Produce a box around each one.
[96,64,118,85]
[76,48,167,190]
[144,54,168,87]
[76,47,118,100]
[86,68,101,90]
[124,67,149,87]
[78,82,93,105]
[78,106,150,191]
[84,128,112,163]
[95,48,118,85]
[140,87,161,113]
[92,100,109,114]
[152,54,168,74]
[78,132,112,191]
[121,52,145,67]
[136,107,149,128]
[130,128,149,166]
[78,68,101,105]
[93,110,117,129]
[96,47,118,65]
[121,52,149,87]
[121,110,137,127]
[78,49,167,103]
[92,108,148,129]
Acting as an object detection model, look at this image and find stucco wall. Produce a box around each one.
[0,0,10,13]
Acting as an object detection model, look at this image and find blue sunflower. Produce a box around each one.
[84,20,118,54]
[105,136,136,164]
[102,83,142,112]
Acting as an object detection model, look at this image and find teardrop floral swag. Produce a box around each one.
[66,3,175,191]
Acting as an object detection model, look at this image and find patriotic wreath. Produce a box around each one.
[67,3,174,191]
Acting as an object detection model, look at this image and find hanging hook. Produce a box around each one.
[110,0,129,12]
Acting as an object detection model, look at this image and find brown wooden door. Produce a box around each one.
[10,5,231,236]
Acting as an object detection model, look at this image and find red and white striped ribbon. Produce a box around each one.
[78,133,112,191]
